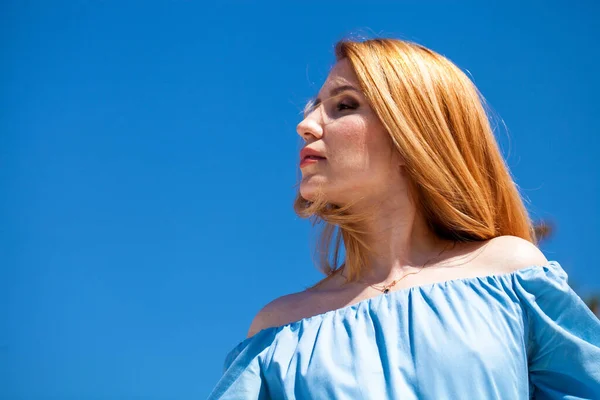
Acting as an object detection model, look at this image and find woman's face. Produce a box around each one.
[297,59,402,206]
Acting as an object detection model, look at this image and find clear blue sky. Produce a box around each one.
[2,1,598,399]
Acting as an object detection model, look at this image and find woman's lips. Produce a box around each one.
[300,156,326,168]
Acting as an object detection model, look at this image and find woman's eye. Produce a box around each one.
[336,101,358,111]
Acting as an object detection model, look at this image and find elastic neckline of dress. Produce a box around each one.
[238,261,559,346]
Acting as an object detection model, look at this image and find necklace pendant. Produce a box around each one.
[383,288,390,294]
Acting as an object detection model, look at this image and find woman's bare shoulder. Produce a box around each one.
[479,235,549,274]
[246,273,342,339]
[246,290,312,338]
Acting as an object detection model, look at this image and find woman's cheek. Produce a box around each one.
[326,118,370,167]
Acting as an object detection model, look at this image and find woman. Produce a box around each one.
[208,38,600,399]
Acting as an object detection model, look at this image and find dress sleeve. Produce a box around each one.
[207,328,277,400]
[513,261,600,399]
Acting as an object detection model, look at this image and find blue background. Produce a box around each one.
[2,1,598,398]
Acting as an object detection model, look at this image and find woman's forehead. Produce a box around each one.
[317,63,359,99]
[324,60,356,86]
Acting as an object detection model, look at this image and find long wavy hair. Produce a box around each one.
[293,38,537,287]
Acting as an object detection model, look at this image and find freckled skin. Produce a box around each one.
[297,59,404,207]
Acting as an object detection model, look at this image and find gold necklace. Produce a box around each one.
[361,240,455,294]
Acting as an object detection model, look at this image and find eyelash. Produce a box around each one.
[336,100,358,111]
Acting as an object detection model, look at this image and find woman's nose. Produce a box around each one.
[296,112,324,142]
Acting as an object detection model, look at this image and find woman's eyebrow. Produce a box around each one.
[312,85,361,108]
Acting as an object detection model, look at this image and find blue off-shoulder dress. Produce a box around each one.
[208,261,600,399]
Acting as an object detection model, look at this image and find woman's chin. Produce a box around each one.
[299,178,328,201]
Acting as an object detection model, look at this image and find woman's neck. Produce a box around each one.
[353,199,453,284]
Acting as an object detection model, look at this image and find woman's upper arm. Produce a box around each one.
[513,261,600,398]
